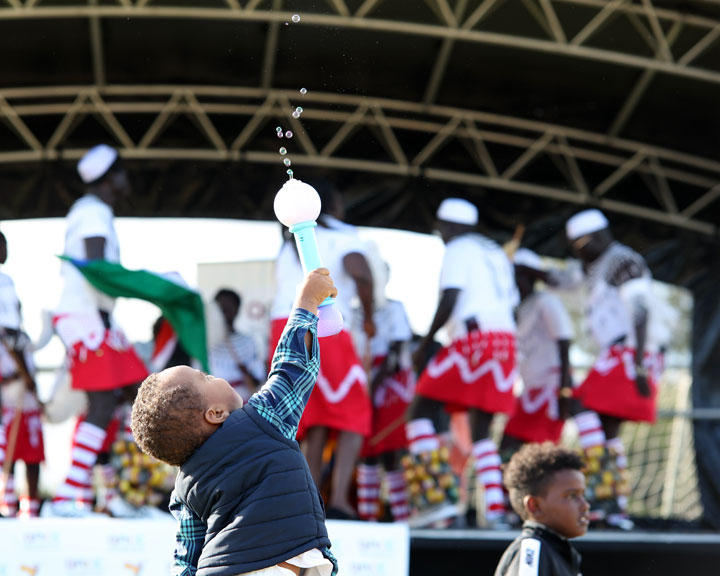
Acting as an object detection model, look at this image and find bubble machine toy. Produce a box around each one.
[273,179,343,337]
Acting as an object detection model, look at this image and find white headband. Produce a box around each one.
[77,144,118,184]
[436,198,478,226]
[566,209,608,240]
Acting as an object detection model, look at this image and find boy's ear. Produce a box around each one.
[524,494,541,517]
[204,406,229,425]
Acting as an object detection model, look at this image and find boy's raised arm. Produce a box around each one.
[249,269,336,438]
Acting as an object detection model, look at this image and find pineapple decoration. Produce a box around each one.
[108,438,176,509]
[402,445,459,512]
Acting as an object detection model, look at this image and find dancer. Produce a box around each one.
[354,266,415,522]
[43,144,148,517]
[132,268,338,576]
[549,209,659,529]
[407,198,518,527]
[0,231,43,518]
[268,185,373,520]
[502,248,574,450]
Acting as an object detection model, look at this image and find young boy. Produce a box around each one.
[131,268,339,576]
[494,443,589,576]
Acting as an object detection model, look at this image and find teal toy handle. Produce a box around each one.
[289,221,343,336]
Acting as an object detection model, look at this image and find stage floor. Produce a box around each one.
[410,527,720,576]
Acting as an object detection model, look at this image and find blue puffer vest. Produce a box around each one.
[175,404,330,576]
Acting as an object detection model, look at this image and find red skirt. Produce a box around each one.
[575,346,658,423]
[504,390,564,444]
[269,318,372,439]
[417,331,516,415]
[68,330,148,392]
[2,407,44,464]
[362,362,415,457]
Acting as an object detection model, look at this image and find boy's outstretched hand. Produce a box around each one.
[294,268,338,315]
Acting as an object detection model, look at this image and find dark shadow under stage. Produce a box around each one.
[410,527,720,576]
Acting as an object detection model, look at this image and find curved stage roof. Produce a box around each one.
[0,0,719,281]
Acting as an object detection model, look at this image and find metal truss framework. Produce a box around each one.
[0,0,719,235]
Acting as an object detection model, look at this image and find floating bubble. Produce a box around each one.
[285,130,293,138]
[279,147,287,155]
[287,169,294,178]
[283,158,292,167]
[300,87,307,95]
[277,131,284,138]
[292,14,301,23]
[292,110,300,119]
[296,107,303,114]
[276,126,283,132]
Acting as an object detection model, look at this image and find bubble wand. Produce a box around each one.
[273,179,343,337]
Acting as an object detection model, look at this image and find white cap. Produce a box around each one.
[77,144,118,184]
[513,248,544,271]
[436,198,478,226]
[566,209,608,240]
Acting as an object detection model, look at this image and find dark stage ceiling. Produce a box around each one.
[0,0,719,283]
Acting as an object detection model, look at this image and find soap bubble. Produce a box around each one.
[296,107,303,114]
[276,126,282,132]
[287,169,294,178]
[283,158,292,167]
[300,88,307,95]
[292,110,300,119]
[285,130,293,138]
[279,147,287,155]
[292,14,301,23]
[277,131,284,138]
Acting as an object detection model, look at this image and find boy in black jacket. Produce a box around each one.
[494,443,589,576]
[131,269,338,576]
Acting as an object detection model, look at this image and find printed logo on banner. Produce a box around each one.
[108,533,145,551]
[65,558,102,576]
[22,532,61,550]
[357,539,395,557]
[347,560,388,576]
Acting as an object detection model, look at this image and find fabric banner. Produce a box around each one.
[60,256,208,371]
[0,518,409,576]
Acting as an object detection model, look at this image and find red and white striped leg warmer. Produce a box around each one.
[18,496,40,519]
[356,464,382,521]
[0,473,17,517]
[54,421,107,506]
[406,418,440,455]
[386,469,410,522]
[575,411,606,452]
[473,438,505,524]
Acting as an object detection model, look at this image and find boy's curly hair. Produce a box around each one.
[504,442,584,520]
[131,372,208,466]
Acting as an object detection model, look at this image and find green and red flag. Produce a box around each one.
[59,256,208,371]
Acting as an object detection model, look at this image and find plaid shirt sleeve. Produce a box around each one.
[169,491,204,576]
[249,307,320,440]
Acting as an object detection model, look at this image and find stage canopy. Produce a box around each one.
[1,0,719,526]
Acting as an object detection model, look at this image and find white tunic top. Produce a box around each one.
[584,242,651,349]
[516,291,573,387]
[440,233,518,340]
[270,226,368,325]
[0,271,21,330]
[56,194,120,314]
